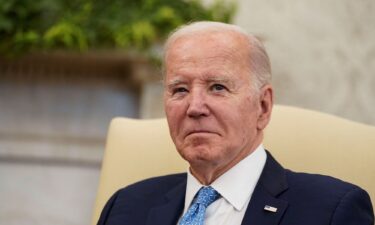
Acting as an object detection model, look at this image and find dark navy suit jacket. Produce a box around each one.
[97,152,374,225]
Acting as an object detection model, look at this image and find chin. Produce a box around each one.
[178,145,220,164]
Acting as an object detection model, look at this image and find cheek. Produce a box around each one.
[165,106,177,130]
[165,101,186,139]
[165,98,185,115]
[240,95,260,124]
[227,100,259,139]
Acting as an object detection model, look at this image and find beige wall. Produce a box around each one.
[234,0,375,125]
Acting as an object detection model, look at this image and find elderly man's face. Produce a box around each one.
[164,32,272,176]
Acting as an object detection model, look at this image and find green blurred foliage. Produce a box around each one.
[0,0,236,56]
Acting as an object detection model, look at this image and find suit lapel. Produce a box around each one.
[241,151,289,225]
[146,179,186,225]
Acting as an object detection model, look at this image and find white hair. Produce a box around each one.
[163,21,272,91]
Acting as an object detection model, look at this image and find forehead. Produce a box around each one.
[167,31,247,61]
[165,32,250,79]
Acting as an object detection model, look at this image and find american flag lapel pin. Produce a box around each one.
[264,205,278,212]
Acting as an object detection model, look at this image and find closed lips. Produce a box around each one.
[186,130,219,136]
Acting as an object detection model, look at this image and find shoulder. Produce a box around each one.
[284,169,369,202]
[105,172,187,204]
[117,173,187,197]
[286,169,358,193]
[97,173,187,225]
[283,170,374,224]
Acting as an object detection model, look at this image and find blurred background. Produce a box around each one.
[0,0,374,224]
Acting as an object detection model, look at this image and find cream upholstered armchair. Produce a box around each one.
[91,105,375,224]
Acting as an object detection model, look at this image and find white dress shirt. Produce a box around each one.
[178,145,267,225]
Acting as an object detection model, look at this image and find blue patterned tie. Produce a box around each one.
[179,186,220,225]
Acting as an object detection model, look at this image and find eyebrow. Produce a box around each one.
[204,75,235,87]
[165,75,235,89]
[205,76,231,83]
[166,78,186,89]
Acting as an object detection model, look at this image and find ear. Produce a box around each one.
[257,84,273,130]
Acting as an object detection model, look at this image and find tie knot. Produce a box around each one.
[194,186,220,208]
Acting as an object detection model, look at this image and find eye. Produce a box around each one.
[211,84,227,92]
[172,87,188,94]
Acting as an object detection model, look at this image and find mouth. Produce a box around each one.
[186,130,218,137]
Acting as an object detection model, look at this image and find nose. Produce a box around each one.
[186,89,210,118]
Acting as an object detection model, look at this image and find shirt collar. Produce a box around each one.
[184,145,267,212]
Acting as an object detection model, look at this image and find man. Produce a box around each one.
[98,21,374,225]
